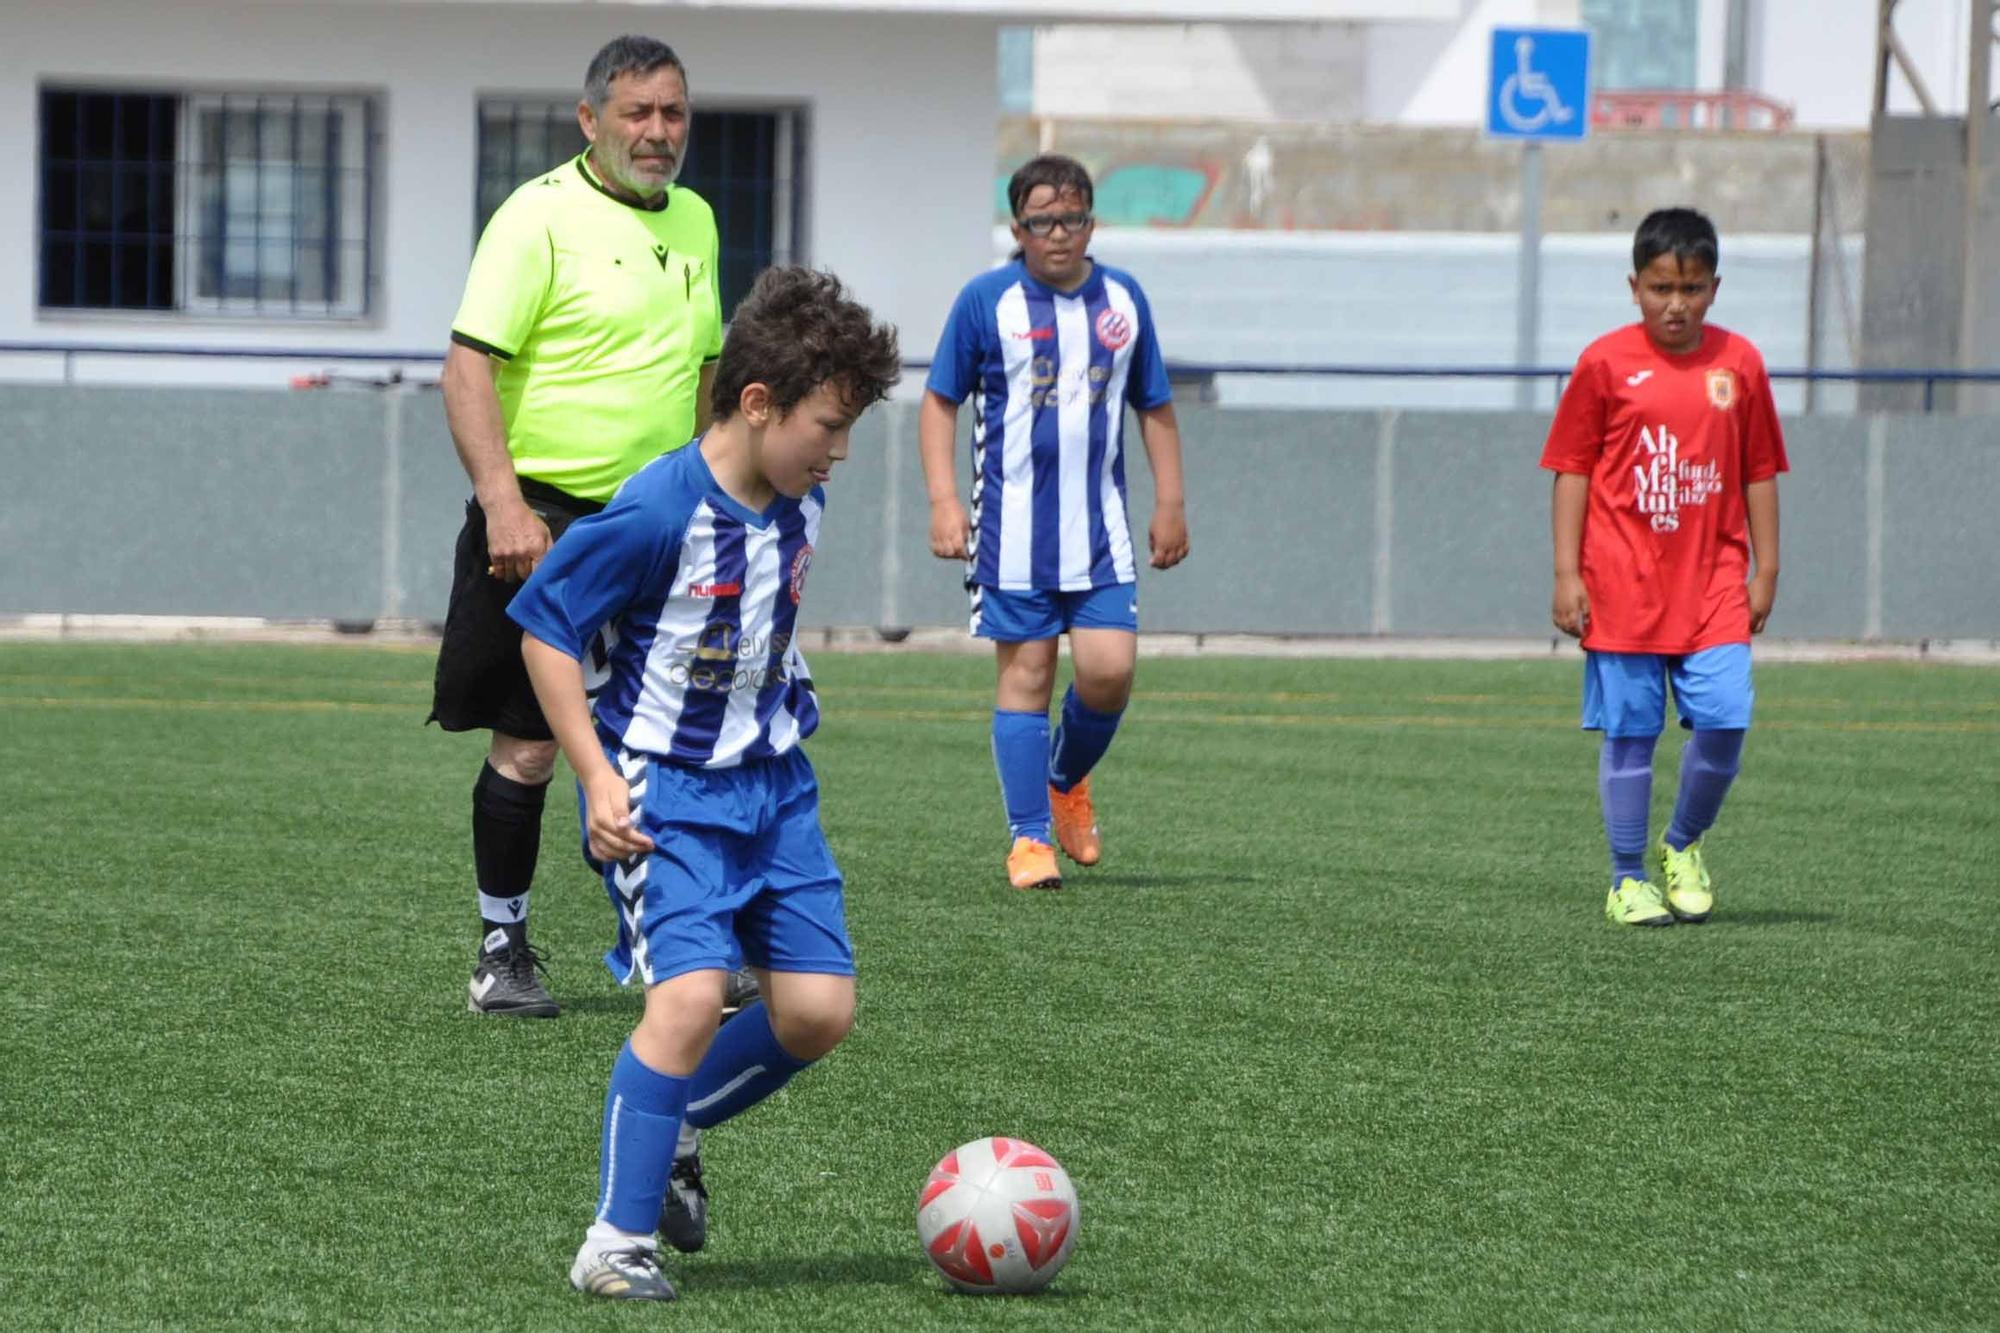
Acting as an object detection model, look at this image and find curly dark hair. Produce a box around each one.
[710,267,901,422]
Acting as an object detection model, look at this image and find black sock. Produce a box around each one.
[473,761,548,949]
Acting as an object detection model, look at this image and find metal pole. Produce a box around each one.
[1873,0,1892,118]
[1806,135,1828,413]
[1515,140,1544,410]
[1959,0,1995,401]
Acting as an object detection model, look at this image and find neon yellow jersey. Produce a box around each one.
[451,154,724,501]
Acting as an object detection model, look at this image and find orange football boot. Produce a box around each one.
[1006,837,1063,890]
[1047,777,1102,866]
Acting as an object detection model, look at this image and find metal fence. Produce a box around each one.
[2,383,1995,642]
[6,339,2000,411]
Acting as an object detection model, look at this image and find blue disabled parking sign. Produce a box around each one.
[1488,27,1592,141]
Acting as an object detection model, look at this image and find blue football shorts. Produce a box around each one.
[1581,642,1754,738]
[969,582,1139,642]
[586,746,854,987]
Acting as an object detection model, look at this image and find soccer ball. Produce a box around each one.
[916,1136,1079,1294]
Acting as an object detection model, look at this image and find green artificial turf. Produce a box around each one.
[2,644,1995,1330]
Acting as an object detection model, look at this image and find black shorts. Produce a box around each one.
[428,478,604,739]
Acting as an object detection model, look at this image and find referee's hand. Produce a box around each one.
[485,497,553,583]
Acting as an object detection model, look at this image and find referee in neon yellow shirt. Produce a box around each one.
[432,35,720,1023]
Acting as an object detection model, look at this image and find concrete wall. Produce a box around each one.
[3,385,1992,641]
[998,117,1869,232]
[1860,115,2000,412]
[1076,228,1862,415]
[2,1,997,379]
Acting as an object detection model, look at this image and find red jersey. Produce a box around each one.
[1540,323,1788,655]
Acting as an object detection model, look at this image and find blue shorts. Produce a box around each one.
[969,583,1139,642]
[587,746,854,987]
[1581,643,1754,738]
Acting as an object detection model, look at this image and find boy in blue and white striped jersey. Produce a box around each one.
[509,266,899,1302]
[919,154,1191,891]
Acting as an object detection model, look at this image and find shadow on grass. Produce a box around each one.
[552,992,650,1017]
[1071,871,1260,890]
[1715,909,1837,927]
[683,1251,927,1291]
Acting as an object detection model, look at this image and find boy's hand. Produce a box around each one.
[581,768,655,864]
[1552,572,1590,638]
[1149,501,1189,570]
[1748,569,1778,634]
[928,497,971,560]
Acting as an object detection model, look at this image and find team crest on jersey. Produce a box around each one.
[1706,369,1736,409]
[1094,308,1132,351]
[790,544,814,604]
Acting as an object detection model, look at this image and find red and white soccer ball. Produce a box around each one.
[916,1136,1079,1294]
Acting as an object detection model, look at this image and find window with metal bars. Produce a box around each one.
[39,87,376,317]
[475,98,802,319]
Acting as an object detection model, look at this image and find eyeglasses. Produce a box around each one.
[1017,210,1093,238]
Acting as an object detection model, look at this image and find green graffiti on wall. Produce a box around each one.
[1095,165,1213,225]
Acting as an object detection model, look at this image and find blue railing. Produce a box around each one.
[5,341,2000,411]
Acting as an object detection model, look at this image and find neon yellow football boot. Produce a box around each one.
[1658,838,1714,923]
[1605,876,1674,927]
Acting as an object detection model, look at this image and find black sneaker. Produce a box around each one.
[660,1133,709,1253]
[721,967,760,1018]
[467,929,560,1018]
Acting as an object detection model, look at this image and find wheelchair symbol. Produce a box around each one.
[1498,35,1575,133]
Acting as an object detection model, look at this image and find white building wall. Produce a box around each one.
[1755,0,1975,127]
[1,0,999,376]
[1034,23,1367,122]
[1363,0,1580,125]
[1025,0,1985,131]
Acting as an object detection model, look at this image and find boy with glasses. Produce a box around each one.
[918,154,1191,891]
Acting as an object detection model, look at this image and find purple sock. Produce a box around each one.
[1049,686,1123,793]
[992,709,1052,842]
[683,1001,813,1130]
[1666,728,1745,851]
[1599,734,1658,885]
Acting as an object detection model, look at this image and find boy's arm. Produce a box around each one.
[1745,478,1780,633]
[1137,402,1189,570]
[1550,472,1591,638]
[520,634,655,863]
[918,389,970,560]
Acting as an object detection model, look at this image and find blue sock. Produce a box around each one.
[1599,735,1658,885]
[1048,686,1123,793]
[683,1000,814,1130]
[1666,728,1745,851]
[595,1041,690,1232]
[992,709,1052,842]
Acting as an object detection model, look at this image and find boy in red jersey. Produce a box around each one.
[1540,207,1788,926]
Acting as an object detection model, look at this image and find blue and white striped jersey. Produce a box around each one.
[508,443,821,769]
[927,259,1173,592]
